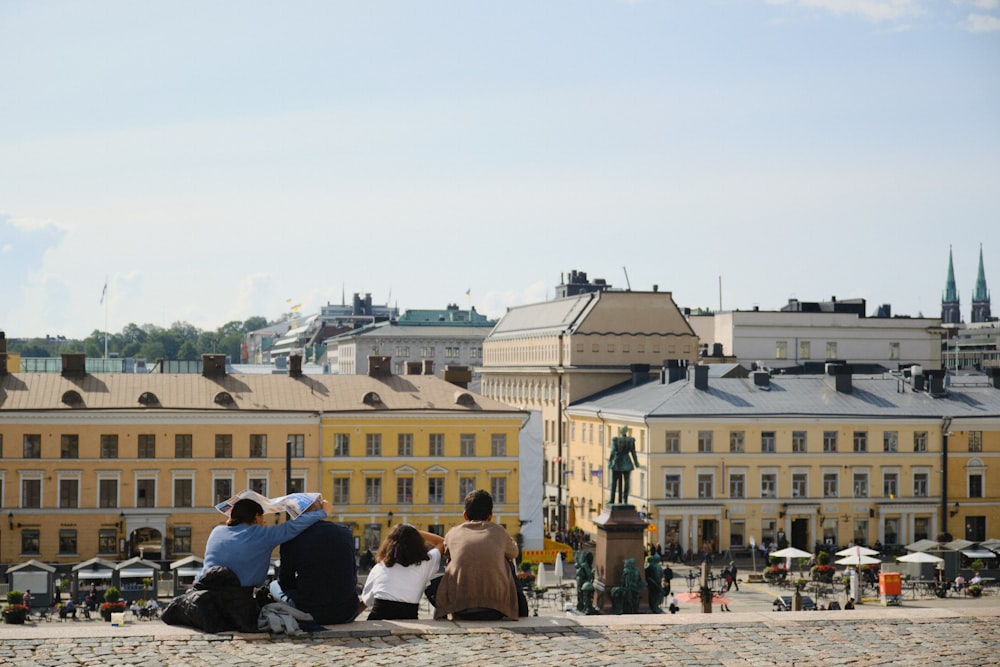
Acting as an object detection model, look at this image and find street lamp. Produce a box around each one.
[387,511,394,527]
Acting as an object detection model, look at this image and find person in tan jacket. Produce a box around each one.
[433,489,519,621]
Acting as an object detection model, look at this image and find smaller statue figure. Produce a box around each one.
[644,553,664,613]
[574,551,597,615]
[608,425,640,504]
[620,557,643,614]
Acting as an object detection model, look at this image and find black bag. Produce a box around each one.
[424,574,442,607]
[509,561,529,618]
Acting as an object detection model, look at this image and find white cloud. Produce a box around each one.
[954,0,1000,10]
[963,12,1000,30]
[767,0,925,22]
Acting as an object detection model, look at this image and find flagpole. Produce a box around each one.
[103,277,109,359]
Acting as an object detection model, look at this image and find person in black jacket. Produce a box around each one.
[274,499,359,625]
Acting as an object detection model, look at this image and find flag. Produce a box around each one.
[99,280,107,305]
[465,288,471,299]
[290,303,302,312]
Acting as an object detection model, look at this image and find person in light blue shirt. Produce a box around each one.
[198,496,334,588]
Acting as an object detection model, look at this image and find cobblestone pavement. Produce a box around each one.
[1,606,998,667]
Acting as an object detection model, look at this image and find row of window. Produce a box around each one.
[17,527,192,556]
[332,475,508,505]
[332,433,507,457]
[662,469,986,500]
[668,430,944,454]
[385,346,479,358]
[773,340,900,360]
[8,434,306,459]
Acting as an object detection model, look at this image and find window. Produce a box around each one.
[883,472,898,499]
[969,474,983,498]
[853,431,868,453]
[99,479,118,508]
[969,431,983,452]
[420,346,434,357]
[59,479,79,508]
[889,342,900,360]
[138,434,155,458]
[729,431,744,453]
[365,477,382,504]
[21,529,40,554]
[429,433,444,457]
[761,473,777,499]
[913,472,929,497]
[215,434,233,458]
[23,434,41,458]
[914,517,929,541]
[665,431,680,453]
[913,432,928,453]
[249,434,267,458]
[470,347,482,359]
[398,433,413,457]
[459,476,477,501]
[823,431,837,453]
[460,434,476,457]
[761,431,776,453]
[664,474,681,498]
[884,517,899,545]
[287,434,305,457]
[730,520,746,548]
[799,340,811,359]
[697,474,713,499]
[791,473,807,498]
[823,473,838,498]
[136,479,156,507]
[175,434,192,458]
[397,477,413,504]
[101,434,119,458]
[61,434,79,458]
[792,431,807,453]
[333,477,350,504]
[883,431,898,453]
[775,340,787,359]
[428,477,444,504]
[729,473,745,499]
[214,478,232,505]
[826,341,837,358]
[366,434,382,457]
[491,434,507,457]
[56,528,77,555]
[22,479,41,508]
[490,477,507,504]
[334,434,350,457]
[395,345,410,357]
[853,472,868,498]
[965,516,986,542]
[445,346,460,358]
[174,478,193,507]
[698,431,713,453]
[173,526,192,554]
[249,477,267,496]
[98,528,117,555]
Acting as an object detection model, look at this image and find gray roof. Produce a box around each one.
[488,293,598,339]
[568,374,1000,421]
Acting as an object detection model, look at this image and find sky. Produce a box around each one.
[1,0,998,340]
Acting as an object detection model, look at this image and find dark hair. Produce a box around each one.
[376,524,431,568]
[464,489,493,521]
[228,499,263,526]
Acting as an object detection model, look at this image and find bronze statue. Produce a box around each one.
[608,425,639,504]
[620,557,643,614]
[645,553,664,613]
[574,551,597,615]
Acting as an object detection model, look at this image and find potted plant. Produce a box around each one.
[811,564,837,583]
[4,591,29,624]
[100,586,126,621]
[764,565,788,583]
[967,584,984,598]
[517,560,537,589]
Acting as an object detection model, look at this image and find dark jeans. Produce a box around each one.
[367,599,419,621]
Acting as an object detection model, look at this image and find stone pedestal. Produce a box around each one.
[592,504,648,613]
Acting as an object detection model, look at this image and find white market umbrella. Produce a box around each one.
[898,552,944,564]
[535,564,550,589]
[770,547,813,559]
[554,554,565,584]
[836,546,879,557]
[835,554,881,566]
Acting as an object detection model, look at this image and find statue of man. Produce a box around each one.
[645,553,664,613]
[574,551,597,615]
[620,558,643,614]
[608,425,639,504]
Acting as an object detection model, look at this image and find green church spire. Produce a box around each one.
[973,244,989,302]
[943,246,959,303]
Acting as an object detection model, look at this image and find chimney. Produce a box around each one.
[911,365,925,391]
[988,367,1000,390]
[406,361,423,375]
[630,363,651,387]
[288,354,303,378]
[422,359,434,375]
[367,355,392,377]
[824,362,852,394]
[201,354,227,378]
[753,370,771,390]
[927,369,946,396]
[443,364,473,388]
[693,365,709,391]
[61,353,86,378]
[662,359,686,384]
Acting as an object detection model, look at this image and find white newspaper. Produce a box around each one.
[214,490,321,519]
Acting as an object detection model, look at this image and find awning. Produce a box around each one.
[961,549,997,559]
[118,567,156,578]
[77,569,114,579]
[175,567,201,578]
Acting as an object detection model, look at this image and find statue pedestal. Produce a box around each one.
[592,504,648,613]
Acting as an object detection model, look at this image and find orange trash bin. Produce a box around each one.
[879,572,902,596]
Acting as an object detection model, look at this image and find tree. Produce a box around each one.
[177,341,199,361]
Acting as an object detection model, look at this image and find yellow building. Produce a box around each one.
[566,365,1000,554]
[0,353,526,565]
